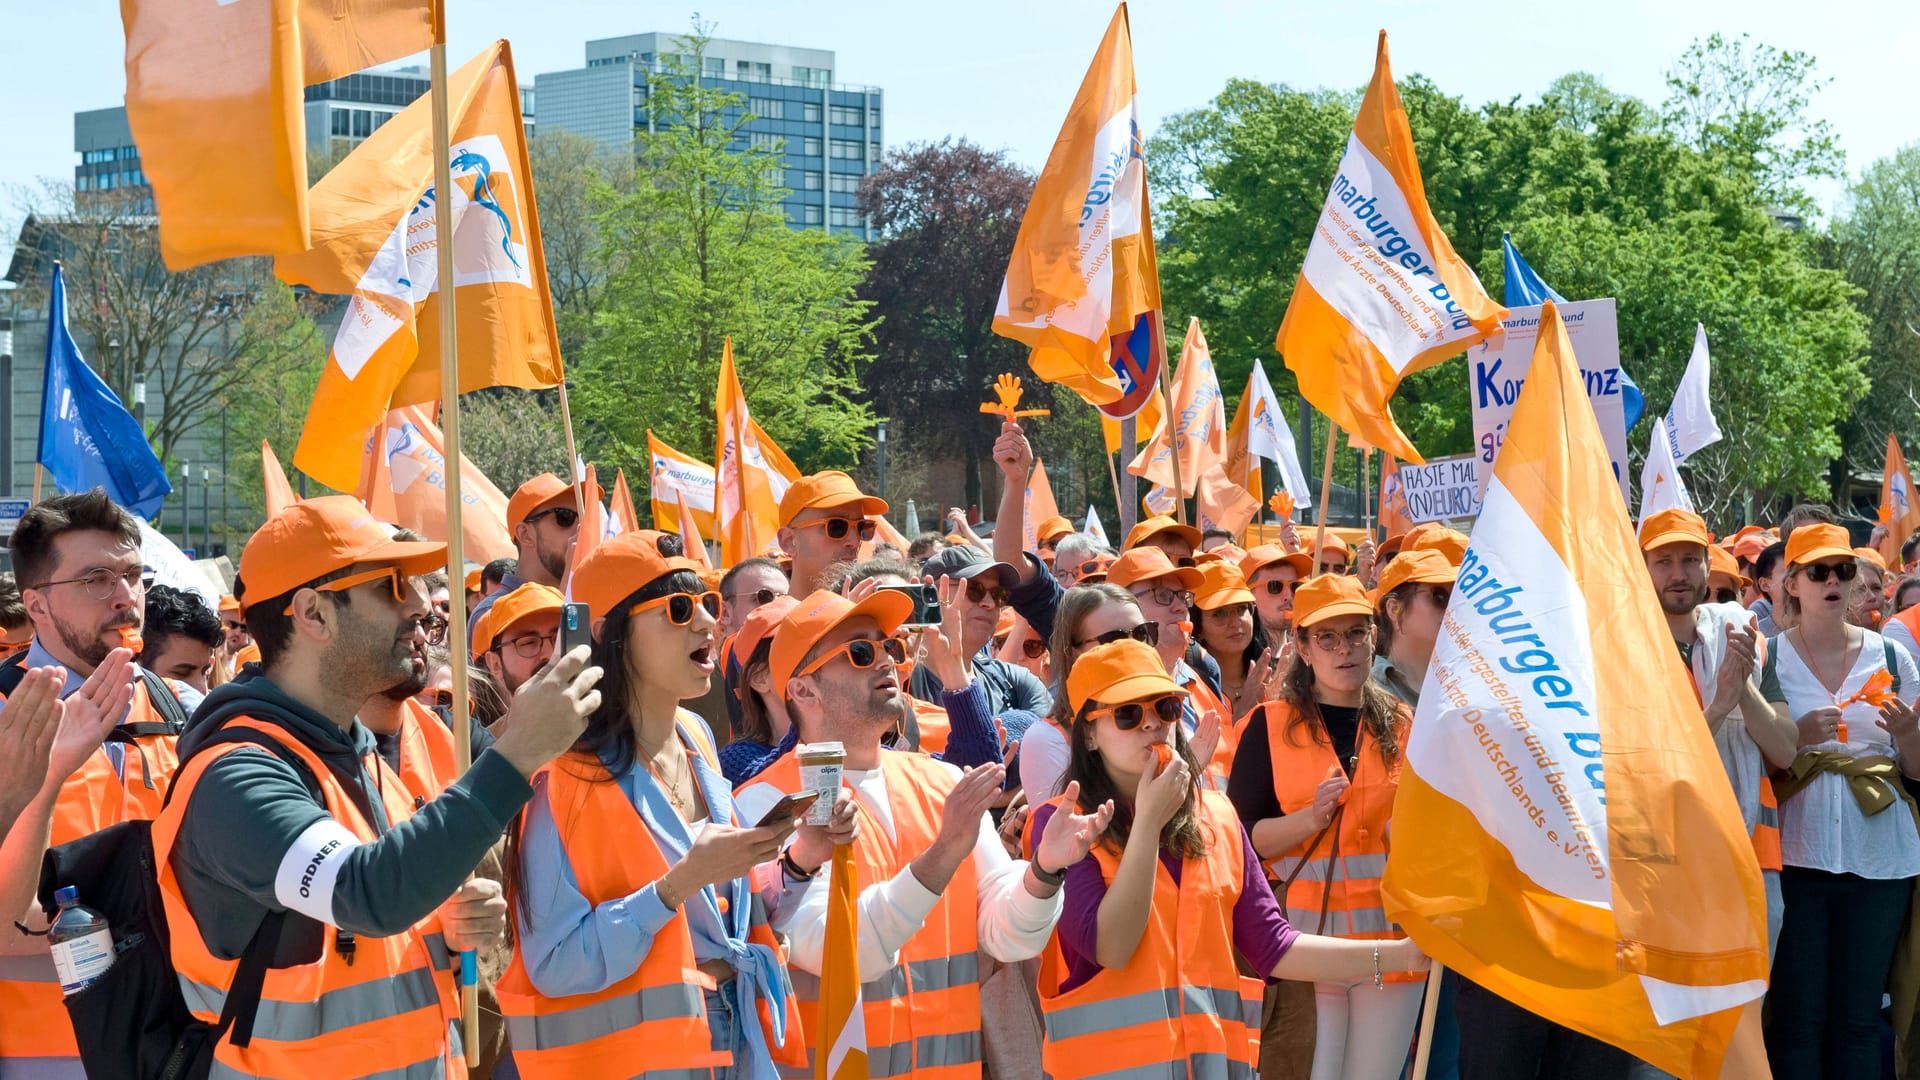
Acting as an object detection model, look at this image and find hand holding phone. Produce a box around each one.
[755,791,822,829]
[877,583,941,628]
[559,602,591,659]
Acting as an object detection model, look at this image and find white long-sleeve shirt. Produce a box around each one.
[736,761,1062,983]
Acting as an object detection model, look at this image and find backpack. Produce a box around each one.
[33,726,316,1080]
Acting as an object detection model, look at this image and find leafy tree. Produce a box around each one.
[459,389,572,494]
[1820,145,1920,480]
[1661,32,1843,212]
[528,130,633,360]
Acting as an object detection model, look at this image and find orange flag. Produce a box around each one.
[122,0,431,270]
[610,468,641,534]
[262,439,297,518]
[1023,458,1062,554]
[277,40,561,491]
[1274,32,1504,463]
[1131,317,1226,495]
[816,844,869,1080]
[565,464,608,592]
[1381,301,1767,1076]
[1880,435,1920,569]
[871,513,911,553]
[648,430,716,536]
[1195,465,1260,540]
[356,405,514,563]
[993,4,1160,409]
[677,490,714,572]
[715,339,783,565]
[1378,456,1415,539]
[1222,382,1263,505]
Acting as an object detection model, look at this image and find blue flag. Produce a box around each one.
[38,265,173,519]
[1501,233,1645,430]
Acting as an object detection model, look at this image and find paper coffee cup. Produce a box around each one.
[795,742,845,826]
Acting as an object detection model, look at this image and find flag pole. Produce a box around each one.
[1104,448,1122,519]
[1151,311,1185,524]
[1410,963,1445,1079]
[427,3,480,1064]
[1310,423,1336,577]
[556,378,586,523]
[1118,417,1138,537]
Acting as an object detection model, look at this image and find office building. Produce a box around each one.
[534,33,882,238]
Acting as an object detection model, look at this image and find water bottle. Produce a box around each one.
[46,886,114,996]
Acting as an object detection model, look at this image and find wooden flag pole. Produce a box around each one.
[1105,448,1123,519]
[1151,311,1186,524]
[32,464,44,503]
[1309,423,1337,578]
[1118,417,1139,537]
[427,5,479,1063]
[1410,963,1445,1079]
[556,376,586,523]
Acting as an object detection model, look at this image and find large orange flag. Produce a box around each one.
[262,439,297,518]
[1378,455,1415,539]
[1381,301,1768,1077]
[677,491,714,573]
[1880,435,1920,569]
[715,339,783,565]
[1130,317,1226,495]
[610,469,641,534]
[277,40,561,491]
[1274,32,1503,463]
[816,844,868,1080]
[648,431,716,536]
[993,4,1160,410]
[122,0,431,270]
[1221,382,1262,506]
[356,404,514,563]
[1023,458,1062,554]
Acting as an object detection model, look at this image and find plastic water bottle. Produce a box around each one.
[47,886,114,996]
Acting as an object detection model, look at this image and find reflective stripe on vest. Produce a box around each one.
[180,964,448,1041]
[1045,1054,1258,1080]
[1753,777,1783,871]
[504,982,707,1052]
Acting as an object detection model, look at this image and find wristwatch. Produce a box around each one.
[1029,859,1067,888]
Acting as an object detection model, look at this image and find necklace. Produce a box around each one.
[641,736,693,813]
[1794,625,1858,701]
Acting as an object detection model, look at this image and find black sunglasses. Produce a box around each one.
[1085,694,1185,731]
[1076,622,1160,649]
[794,517,878,542]
[965,580,1010,606]
[1260,580,1297,597]
[527,507,580,528]
[1803,561,1858,584]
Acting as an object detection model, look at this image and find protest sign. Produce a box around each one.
[1390,454,1482,524]
[1470,299,1627,501]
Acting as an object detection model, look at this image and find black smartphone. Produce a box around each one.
[877,583,941,627]
[754,790,822,829]
[559,602,591,658]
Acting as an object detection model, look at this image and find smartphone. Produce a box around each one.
[755,790,822,829]
[559,602,591,658]
[878,583,941,627]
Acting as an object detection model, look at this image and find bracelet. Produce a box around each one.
[1028,859,1067,888]
[1372,942,1384,989]
[780,850,821,882]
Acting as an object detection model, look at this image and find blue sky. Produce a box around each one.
[2,0,1913,262]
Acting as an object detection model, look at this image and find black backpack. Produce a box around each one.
[33,726,314,1080]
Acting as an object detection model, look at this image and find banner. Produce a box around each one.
[1024,458,1062,554]
[1880,434,1919,567]
[1389,454,1481,525]
[262,439,296,518]
[1471,299,1628,502]
[1665,323,1722,463]
[648,430,716,535]
[358,404,515,563]
[1130,317,1226,495]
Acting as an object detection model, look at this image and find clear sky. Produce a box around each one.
[3,0,1914,263]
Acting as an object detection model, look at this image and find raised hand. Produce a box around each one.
[491,645,605,779]
[51,650,135,783]
[0,667,65,811]
[992,422,1033,482]
[1032,780,1114,882]
[788,788,860,872]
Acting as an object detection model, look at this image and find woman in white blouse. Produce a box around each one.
[1761,523,1920,1078]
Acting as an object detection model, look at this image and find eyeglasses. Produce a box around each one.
[0,640,28,659]
[1130,586,1192,609]
[428,689,454,709]
[728,587,785,606]
[222,620,248,633]
[631,590,722,626]
[964,580,1010,606]
[796,636,908,678]
[411,615,449,646]
[1020,637,1048,659]
[526,507,580,529]
[1309,626,1373,652]
[1802,561,1858,584]
[1075,622,1160,649]
[494,629,557,659]
[283,566,406,615]
[791,517,877,542]
[1260,579,1298,598]
[1084,694,1185,731]
[1320,562,1350,575]
[32,567,145,601]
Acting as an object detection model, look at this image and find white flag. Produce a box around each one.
[1665,323,1722,463]
[1084,506,1108,546]
[140,518,222,616]
[1243,359,1313,508]
[1639,412,1695,525]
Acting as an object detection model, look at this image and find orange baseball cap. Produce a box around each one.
[507,473,599,532]
[726,594,800,673]
[769,588,914,700]
[1379,532,1409,558]
[1856,547,1888,573]
[1785,523,1855,567]
[1731,532,1774,562]
[470,582,564,660]
[1292,574,1375,628]
[1036,516,1075,544]
[1319,533,1351,557]
[1195,543,1248,568]
[218,594,240,614]
[1638,508,1712,552]
[1370,549,1458,604]
[463,566,484,593]
[1066,638,1182,714]
[1106,548,1203,591]
[570,530,704,620]
[778,471,888,527]
[1193,561,1255,611]
[1406,526,1469,566]
[1124,515,1203,552]
[238,496,446,612]
[1707,545,1751,589]
[1240,544,1312,580]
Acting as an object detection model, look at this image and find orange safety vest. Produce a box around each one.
[152,716,467,1078]
[393,698,462,802]
[910,696,950,755]
[1256,699,1416,979]
[497,716,806,1079]
[0,677,183,1062]
[749,748,983,1079]
[1032,789,1262,1079]
[1894,605,1920,649]
[1182,669,1238,786]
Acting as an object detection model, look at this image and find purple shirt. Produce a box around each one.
[1032,804,1298,993]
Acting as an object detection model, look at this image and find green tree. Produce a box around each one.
[572,24,877,490]
[1662,32,1843,212]
[528,130,633,360]
[1820,144,1920,481]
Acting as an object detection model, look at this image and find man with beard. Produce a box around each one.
[0,490,193,1075]
[467,473,590,634]
[154,496,603,1076]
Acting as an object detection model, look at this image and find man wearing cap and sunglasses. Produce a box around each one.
[778,471,889,596]
[150,496,605,1078]
[736,588,1109,1078]
[467,472,593,635]
[912,546,1052,722]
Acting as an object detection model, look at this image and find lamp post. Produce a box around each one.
[875,420,888,507]
[0,280,16,497]
[179,461,190,551]
[133,365,146,427]
[201,467,211,556]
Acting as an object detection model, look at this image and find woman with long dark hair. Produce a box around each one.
[1228,575,1422,1080]
[498,531,853,1078]
[1027,638,1427,1078]
[1017,583,1164,803]
[1191,559,1277,726]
